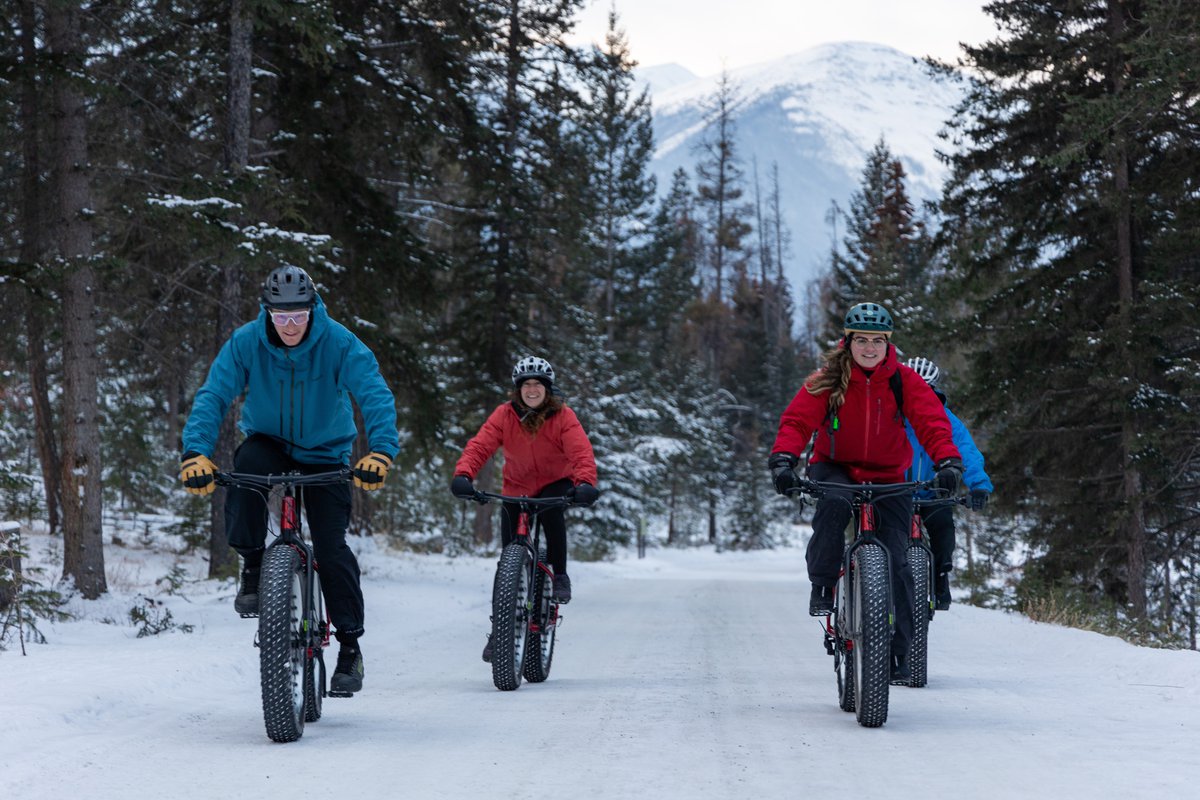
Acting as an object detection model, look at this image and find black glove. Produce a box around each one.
[970,489,989,512]
[569,482,600,507]
[768,452,801,495]
[935,457,964,495]
[450,475,476,499]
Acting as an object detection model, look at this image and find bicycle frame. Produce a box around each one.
[218,469,349,649]
[215,467,352,737]
[789,477,940,726]
[476,491,572,624]
[468,490,574,690]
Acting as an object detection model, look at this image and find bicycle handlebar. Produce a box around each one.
[786,478,949,502]
[460,490,577,510]
[214,467,353,489]
[914,494,968,510]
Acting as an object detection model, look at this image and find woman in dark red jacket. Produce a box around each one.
[451,356,598,659]
[768,303,963,683]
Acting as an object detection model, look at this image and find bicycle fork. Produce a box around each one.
[825,501,896,653]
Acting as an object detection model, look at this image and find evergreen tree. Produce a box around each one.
[935,0,1200,629]
[639,169,703,363]
[823,138,931,344]
[579,7,656,352]
[694,70,753,308]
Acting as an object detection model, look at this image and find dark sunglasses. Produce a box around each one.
[269,309,310,326]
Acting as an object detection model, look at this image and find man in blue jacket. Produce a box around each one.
[904,357,993,610]
[179,265,399,696]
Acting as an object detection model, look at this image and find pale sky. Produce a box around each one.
[568,0,1000,77]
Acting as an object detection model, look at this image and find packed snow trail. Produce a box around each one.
[4,544,1199,799]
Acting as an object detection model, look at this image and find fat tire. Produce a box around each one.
[303,571,325,722]
[491,543,532,691]
[304,651,324,722]
[522,552,557,683]
[259,546,306,742]
[835,574,856,713]
[852,543,891,728]
[907,544,932,688]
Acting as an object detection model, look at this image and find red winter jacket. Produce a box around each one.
[454,402,598,496]
[771,345,959,483]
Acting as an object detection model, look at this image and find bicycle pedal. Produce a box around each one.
[239,612,259,619]
[327,691,354,699]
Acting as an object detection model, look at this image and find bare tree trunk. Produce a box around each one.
[225,0,252,171]
[707,494,717,545]
[206,0,254,578]
[488,0,525,386]
[473,459,497,547]
[666,479,677,546]
[25,310,62,535]
[47,0,106,598]
[1108,1,1147,619]
[19,0,62,536]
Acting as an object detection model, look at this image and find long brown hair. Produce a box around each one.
[803,342,855,414]
[510,389,564,435]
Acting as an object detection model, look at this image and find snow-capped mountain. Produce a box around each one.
[644,41,965,297]
[634,62,698,95]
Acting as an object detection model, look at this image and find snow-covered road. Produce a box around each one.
[5,544,1199,799]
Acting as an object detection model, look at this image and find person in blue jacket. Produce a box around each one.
[903,357,993,610]
[178,265,400,696]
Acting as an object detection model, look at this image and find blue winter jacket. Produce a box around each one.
[905,406,993,496]
[182,296,400,464]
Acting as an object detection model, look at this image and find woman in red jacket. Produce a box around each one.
[451,356,598,629]
[768,302,962,682]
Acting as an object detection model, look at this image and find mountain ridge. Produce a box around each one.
[642,41,965,298]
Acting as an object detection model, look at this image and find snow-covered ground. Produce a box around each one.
[5,528,1200,799]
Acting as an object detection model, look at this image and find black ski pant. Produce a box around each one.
[499,478,572,575]
[918,503,956,577]
[226,434,364,639]
[805,461,915,658]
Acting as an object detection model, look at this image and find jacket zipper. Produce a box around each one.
[863,376,873,454]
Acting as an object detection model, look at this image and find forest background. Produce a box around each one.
[1,0,1198,647]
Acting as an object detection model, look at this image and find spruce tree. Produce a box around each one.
[579,7,656,353]
[824,138,931,344]
[936,0,1200,628]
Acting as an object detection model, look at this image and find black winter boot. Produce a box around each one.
[935,572,952,611]
[482,634,493,663]
[331,634,364,695]
[553,573,572,604]
[809,584,834,616]
[234,566,261,617]
[890,653,911,685]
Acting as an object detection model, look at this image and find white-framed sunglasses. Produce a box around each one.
[269,309,310,326]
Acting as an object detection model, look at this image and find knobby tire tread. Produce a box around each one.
[836,574,856,713]
[853,544,891,728]
[259,546,306,742]
[491,544,531,691]
[522,551,556,683]
[907,544,932,688]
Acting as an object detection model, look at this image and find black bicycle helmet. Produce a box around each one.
[261,265,316,309]
[843,302,894,335]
